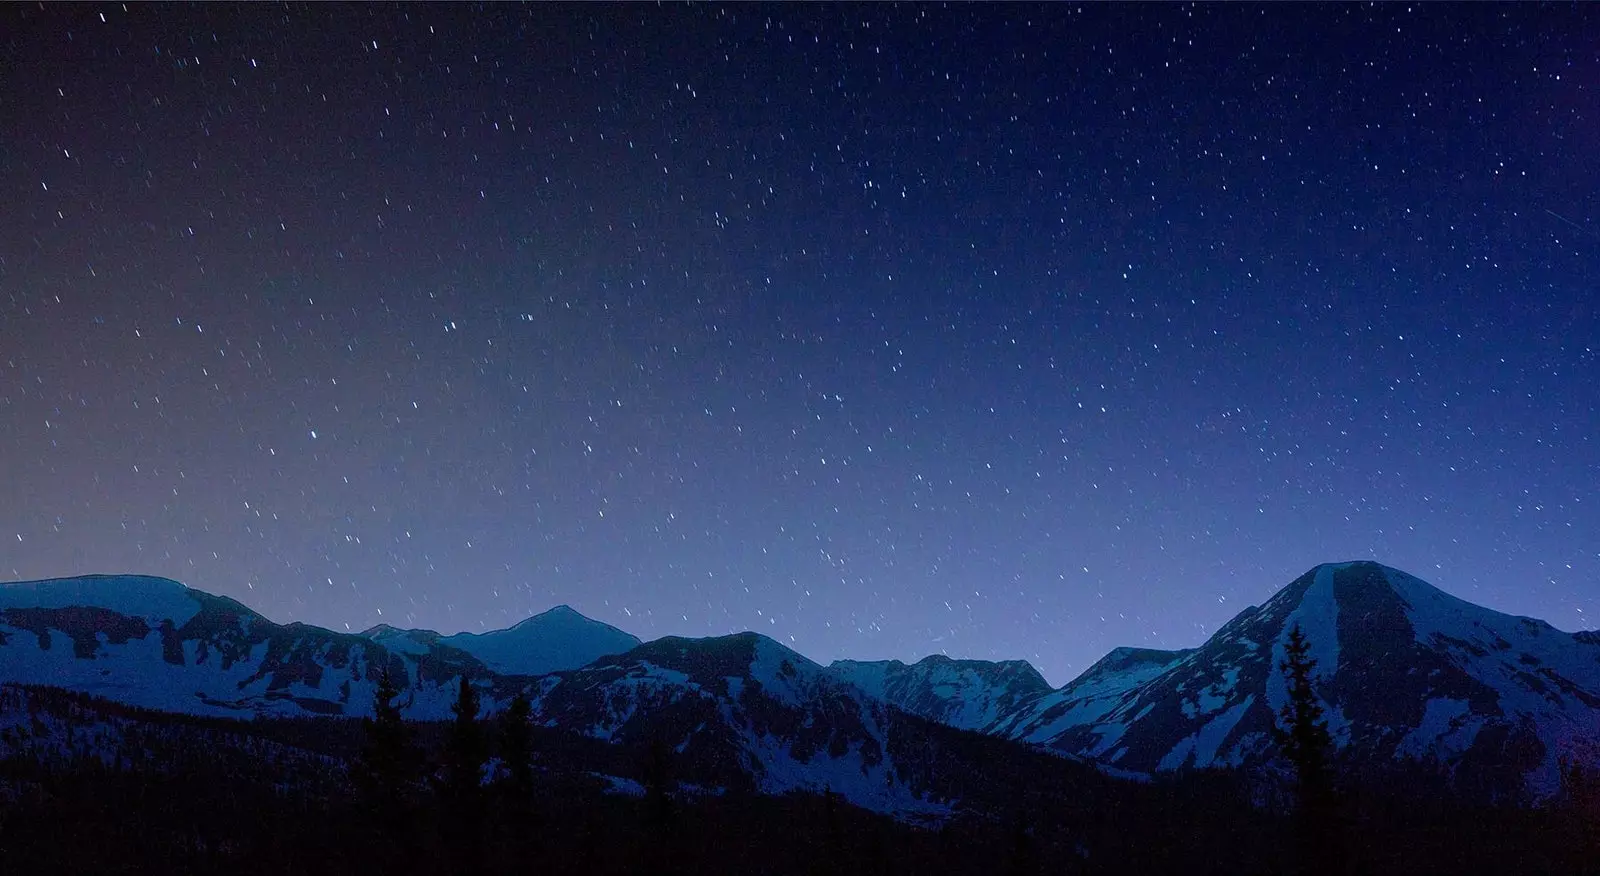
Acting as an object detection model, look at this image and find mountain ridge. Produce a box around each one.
[13,562,1588,682]
[3,561,1598,804]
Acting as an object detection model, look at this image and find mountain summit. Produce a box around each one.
[355,606,640,675]
[430,605,641,676]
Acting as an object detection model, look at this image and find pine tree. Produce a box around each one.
[1004,809,1040,876]
[442,676,488,874]
[639,734,682,876]
[355,665,421,867]
[444,676,487,796]
[1274,624,1341,876]
[812,787,847,876]
[494,689,538,864]
[497,690,535,800]
[358,665,418,800]
[1558,743,1600,866]
[1276,625,1331,796]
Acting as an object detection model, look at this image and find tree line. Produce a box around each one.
[0,630,1594,875]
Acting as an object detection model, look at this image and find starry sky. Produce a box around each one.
[3,3,1596,684]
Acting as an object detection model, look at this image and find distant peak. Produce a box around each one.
[651,630,807,659]
[1308,559,1388,574]
[507,603,600,631]
[541,604,582,617]
[362,622,418,637]
[912,653,1046,676]
[1075,645,1191,682]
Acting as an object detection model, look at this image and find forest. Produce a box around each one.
[1,668,1595,876]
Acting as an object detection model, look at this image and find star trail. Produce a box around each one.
[2,3,1596,683]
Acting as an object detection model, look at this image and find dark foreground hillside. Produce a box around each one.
[0,685,1592,876]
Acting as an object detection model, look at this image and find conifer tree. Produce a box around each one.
[1558,743,1600,865]
[639,734,682,875]
[1004,809,1040,876]
[1276,625,1331,796]
[358,665,418,800]
[1274,624,1341,876]
[445,676,487,795]
[442,676,488,875]
[356,664,421,865]
[812,787,846,876]
[498,690,535,800]
[493,689,538,864]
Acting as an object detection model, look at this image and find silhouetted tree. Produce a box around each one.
[639,734,683,876]
[444,676,487,793]
[1557,741,1600,866]
[1004,808,1040,876]
[357,666,419,799]
[355,665,422,869]
[497,689,535,800]
[493,688,538,864]
[812,787,849,876]
[642,734,675,822]
[1274,624,1342,876]
[441,676,488,874]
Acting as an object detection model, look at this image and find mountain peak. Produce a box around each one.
[1077,645,1192,679]
[506,603,585,630]
[1263,561,1454,634]
[1298,560,1453,598]
[438,604,641,676]
[1310,559,1386,570]
[1299,560,1412,594]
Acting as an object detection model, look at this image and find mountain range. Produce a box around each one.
[2,561,1597,813]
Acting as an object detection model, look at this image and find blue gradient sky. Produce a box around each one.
[2,4,1595,684]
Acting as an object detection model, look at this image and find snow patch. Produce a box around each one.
[1266,564,1340,716]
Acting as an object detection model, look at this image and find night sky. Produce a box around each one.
[3,4,1596,684]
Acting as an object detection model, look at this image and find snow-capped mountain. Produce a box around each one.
[357,605,640,676]
[0,575,991,816]
[0,574,506,718]
[827,654,1053,731]
[985,645,1192,743]
[902,562,1600,797]
[529,631,954,816]
[4,563,1599,803]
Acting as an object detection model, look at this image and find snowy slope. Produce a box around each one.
[827,654,1053,731]
[533,631,953,818]
[0,574,205,625]
[989,645,1192,744]
[995,562,1600,796]
[0,575,500,719]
